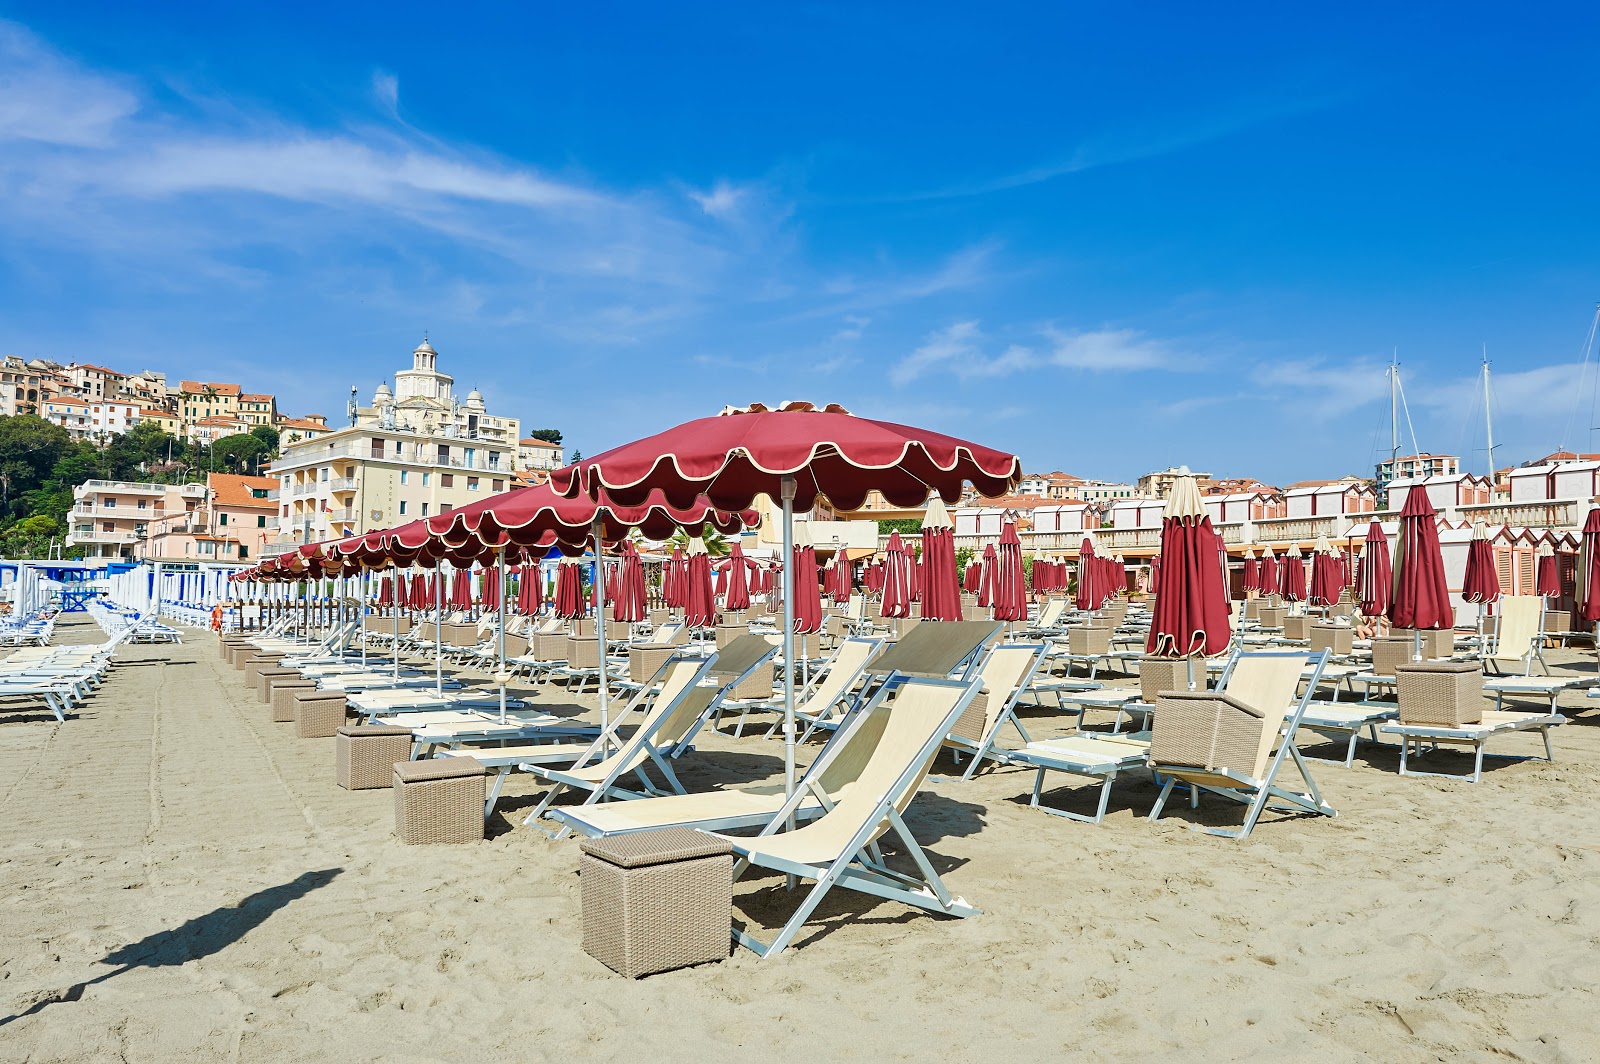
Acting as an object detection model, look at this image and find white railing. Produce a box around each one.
[329,476,358,491]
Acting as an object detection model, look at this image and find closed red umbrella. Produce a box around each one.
[1147,476,1232,659]
[1578,508,1600,625]
[792,541,823,636]
[1241,549,1259,595]
[963,561,982,594]
[919,497,961,622]
[481,565,500,611]
[865,561,884,593]
[1388,485,1452,631]
[1257,547,1278,600]
[718,540,756,612]
[554,561,585,619]
[1308,536,1341,607]
[880,532,913,619]
[835,553,854,600]
[613,542,647,624]
[1359,521,1391,617]
[450,568,473,610]
[409,573,428,611]
[377,576,393,607]
[517,564,543,614]
[683,538,717,628]
[1462,522,1500,606]
[993,522,1027,622]
[978,544,998,609]
[1280,545,1307,603]
[1536,544,1562,598]
[663,546,686,608]
[1074,537,1098,612]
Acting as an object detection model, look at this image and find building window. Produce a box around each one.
[218,513,228,525]
[399,501,407,515]
[440,474,454,488]
[399,470,408,485]
[467,477,479,491]
[239,546,249,559]
[492,480,503,492]
[421,502,429,516]
[421,472,430,486]
[257,515,266,527]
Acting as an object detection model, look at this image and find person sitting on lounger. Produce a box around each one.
[1351,611,1388,641]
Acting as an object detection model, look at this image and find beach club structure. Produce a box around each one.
[14,404,1600,974]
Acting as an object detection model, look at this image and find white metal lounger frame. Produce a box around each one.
[1381,711,1564,783]
[944,641,1048,779]
[720,673,984,959]
[1012,732,1151,824]
[1148,648,1335,841]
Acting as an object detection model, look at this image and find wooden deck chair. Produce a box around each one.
[548,674,904,839]
[523,654,723,834]
[1486,595,1548,676]
[942,641,1047,778]
[713,675,985,959]
[1147,648,1335,841]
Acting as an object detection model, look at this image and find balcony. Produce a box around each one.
[67,528,136,545]
[329,476,358,492]
[328,506,356,523]
[71,505,163,520]
[75,479,167,495]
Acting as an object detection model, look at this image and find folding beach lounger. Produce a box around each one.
[1147,649,1336,840]
[738,636,883,739]
[940,641,1048,778]
[1379,709,1566,782]
[1024,598,1069,638]
[711,674,985,959]
[348,688,529,719]
[1292,701,1399,767]
[1009,731,1152,824]
[0,680,81,723]
[1478,596,1593,709]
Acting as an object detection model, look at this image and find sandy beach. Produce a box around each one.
[4,617,1600,1063]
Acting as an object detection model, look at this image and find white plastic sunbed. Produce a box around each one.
[1009,731,1152,824]
[1379,709,1565,783]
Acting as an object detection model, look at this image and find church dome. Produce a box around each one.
[414,338,436,356]
[465,388,486,409]
[373,381,392,406]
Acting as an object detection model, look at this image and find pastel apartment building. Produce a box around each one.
[145,473,279,562]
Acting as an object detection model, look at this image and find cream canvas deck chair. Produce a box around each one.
[1481,596,1592,709]
[548,669,903,839]
[1147,648,1335,841]
[522,655,725,834]
[942,641,1048,779]
[1024,598,1068,637]
[711,674,985,959]
[703,633,782,737]
[748,636,882,740]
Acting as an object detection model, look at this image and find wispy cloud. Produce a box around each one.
[891,320,1191,385]
[0,21,136,147]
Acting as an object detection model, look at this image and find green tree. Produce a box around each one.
[876,518,922,536]
[0,415,72,516]
[15,514,58,537]
[667,529,730,556]
[211,432,267,473]
[249,424,281,453]
[526,428,563,445]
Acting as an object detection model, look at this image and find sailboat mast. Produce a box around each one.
[1390,353,1400,465]
[1482,347,1496,478]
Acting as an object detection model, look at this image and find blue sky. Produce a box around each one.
[3,3,1599,485]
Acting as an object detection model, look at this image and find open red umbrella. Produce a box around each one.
[880,531,913,619]
[554,561,585,619]
[682,538,717,628]
[718,540,756,612]
[1388,485,1452,631]
[993,522,1027,622]
[1462,522,1500,606]
[1280,545,1306,603]
[919,498,962,622]
[1359,520,1391,617]
[549,400,1021,804]
[1536,543,1562,598]
[1578,508,1600,626]
[1147,476,1232,659]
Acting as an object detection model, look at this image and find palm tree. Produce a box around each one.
[667,528,731,557]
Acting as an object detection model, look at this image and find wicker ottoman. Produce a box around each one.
[1397,661,1484,726]
[630,644,677,685]
[394,757,485,844]
[714,624,747,649]
[271,679,318,722]
[1140,656,1193,704]
[727,665,773,702]
[1257,606,1286,630]
[1371,637,1415,679]
[1069,626,1110,657]
[219,638,248,660]
[528,632,569,663]
[1151,692,1264,773]
[566,636,601,670]
[1392,628,1454,660]
[240,654,281,683]
[257,667,301,703]
[1309,623,1354,657]
[1244,598,1262,620]
[1282,615,1309,641]
[948,691,991,745]
[648,609,670,627]
[337,725,414,790]
[1544,612,1572,634]
[580,827,733,977]
[293,691,349,738]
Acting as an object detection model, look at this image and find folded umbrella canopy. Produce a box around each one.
[554,560,586,619]
[1148,554,1161,596]
[546,399,1021,809]
[919,497,962,622]
[993,522,1027,623]
[663,546,686,608]
[1147,475,1232,659]
[1462,522,1501,606]
[1578,508,1600,627]
[1257,546,1278,600]
[1308,535,1341,607]
[1241,548,1259,595]
[978,544,998,609]
[682,536,718,628]
[1388,485,1452,632]
[377,576,393,607]
[1535,543,1562,599]
[880,531,914,619]
[1280,545,1306,604]
[718,540,757,612]
[517,564,542,615]
[963,561,982,594]
[1075,535,1099,613]
[792,535,823,638]
[450,568,473,610]
[481,565,500,611]
[1359,520,1391,618]
[613,541,647,624]
[410,573,430,612]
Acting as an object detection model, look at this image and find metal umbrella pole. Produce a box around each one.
[780,475,797,803]
[391,562,401,682]
[592,519,612,752]
[435,564,445,697]
[497,547,508,723]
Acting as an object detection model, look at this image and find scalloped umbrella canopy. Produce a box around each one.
[1536,545,1562,598]
[717,541,755,612]
[554,562,585,619]
[879,531,913,619]
[1281,545,1307,603]
[1579,509,1600,623]
[993,522,1027,622]
[549,403,1021,512]
[919,498,961,622]
[792,543,823,635]
[1389,486,1452,630]
[683,544,717,628]
[1147,476,1232,657]
[1360,521,1391,617]
[1462,523,1501,605]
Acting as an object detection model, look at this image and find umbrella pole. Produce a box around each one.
[593,520,613,754]
[498,547,508,724]
[392,562,400,682]
[780,476,797,808]
[435,566,444,697]
[361,569,368,668]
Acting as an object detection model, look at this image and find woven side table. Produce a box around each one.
[1282,615,1309,641]
[1069,626,1110,657]
[241,654,283,683]
[257,667,301,703]
[714,624,749,649]
[529,633,569,662]
[394,757,485,843]
[1140,656,1193,704]
[337,725,414,790]
[1392,628,1454,660]
[727,664,773,702]
[1396,661,1484,726]
[566,637,601,670]
[948,691,991,745]
[219,638,248,660]
[1257,606,1287,630]
[1309,623,1354,657]
[293,691,348,738]
[1151,692,1264,773]
[271,679,318,722]
[630,645,676,685]
[580,827,733,977]
[1371,637,1415,679]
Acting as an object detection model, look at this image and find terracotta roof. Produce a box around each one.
[179,381,242,396]
[520,437,561,448]
[195,416,249,427]
[277,418,330,432]
[76,364,124,376]
[47,396,90,407]
[239,394,274,403]
[207,473,277,509]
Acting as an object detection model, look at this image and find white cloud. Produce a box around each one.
[371,71,400,117]
[0,20,136,147]
[891,320,1189,385]
[689,179,747,218]
[1041,325,1178,370]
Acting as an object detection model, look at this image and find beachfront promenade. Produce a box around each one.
[3,618,1600,1061]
